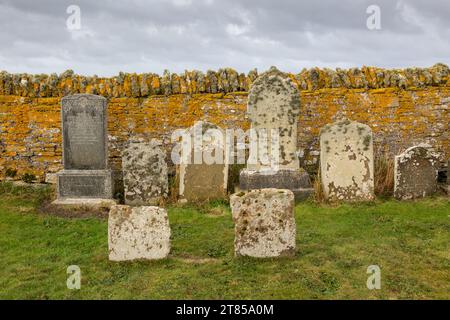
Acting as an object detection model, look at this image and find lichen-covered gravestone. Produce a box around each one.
[122,140,168,205]
[54,94,114,206]
[320,118,374,201]
[108,205,171,261]
[179,121,228,202]
[230,188,296,257]
[239,67,312,201]
[394,145,439,200]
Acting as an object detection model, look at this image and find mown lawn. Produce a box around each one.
[0,182,448,299]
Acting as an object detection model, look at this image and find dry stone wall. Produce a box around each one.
[0,64,449,182]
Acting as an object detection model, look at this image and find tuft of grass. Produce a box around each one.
[21,173,37,184]
[228,164,245,194]
[312,169,325,203]
[166,170,179,204]
[374,153,394,197]
[5,168,17,178]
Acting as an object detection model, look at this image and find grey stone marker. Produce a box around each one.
[179,121,228,202]
[108,205,171,261]
[394,145,439,200]
[53,94,114,207]
[122,140,168,206]
[320,118,374,201]
[239,67,313,201]
[230,188,296,258]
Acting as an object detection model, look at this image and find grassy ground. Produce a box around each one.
[0,182,448,299]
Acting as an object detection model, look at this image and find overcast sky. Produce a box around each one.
[0,0,449,76]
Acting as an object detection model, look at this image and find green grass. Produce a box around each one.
[0,182,448,299]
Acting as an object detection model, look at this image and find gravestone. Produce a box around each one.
[122,140,168,206]
[108,205,171,261]
[53,94,114,205]
[394,145,439,200]
[239,67,312,201]
[320,118,374,201]
[179,121,228,202]
[230,188,296,257]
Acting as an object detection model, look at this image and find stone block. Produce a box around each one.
[239,168,313,201]
[230,188,296,258]
[108,205,171,261]
[56,169,113,199]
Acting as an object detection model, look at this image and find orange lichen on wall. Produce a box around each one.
[0,66,449,182]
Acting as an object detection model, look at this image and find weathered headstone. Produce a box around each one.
[230,188,296,257]
[320,118,374,201]
[54,94,114,205]
[122,140,168,205]
[394,145,439,200]
[179,121,228,202]
[108,205,171,261]
[239,67,313,200]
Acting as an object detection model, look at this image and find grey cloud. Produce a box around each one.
[0,0,448,76]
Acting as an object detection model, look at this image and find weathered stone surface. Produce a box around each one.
[230,188,296,258]
[122,140,168,205]
[240,67,313,200]
[247,66,300,171]
[320,118,374,201]
[61,94,108,170]
[45,173,57,184]
[108,205,171,261]
[52,198,117,210]
[239,168,312,201]
[394,145,439,200]
[179,121,228,202]
[56,170,113,199]
[180,164,228,202]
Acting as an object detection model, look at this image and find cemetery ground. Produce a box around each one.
[0,182,448,300]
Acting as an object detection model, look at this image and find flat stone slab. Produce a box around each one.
[51,198,117,209]
[108,205,171,261]
[230,188,296,258]
[239,168,313,201]
[56,169,113,199]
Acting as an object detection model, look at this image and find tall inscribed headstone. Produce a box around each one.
[54,94,114,205]
[239,67,312,200]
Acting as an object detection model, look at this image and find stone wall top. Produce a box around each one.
[0,64,448,98]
